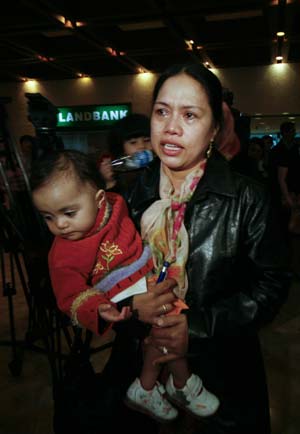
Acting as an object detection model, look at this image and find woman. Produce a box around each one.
[122,63,291,433]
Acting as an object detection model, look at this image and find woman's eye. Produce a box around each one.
[43,215,52,221]
[155,107,167,117]
[185,112,195,120]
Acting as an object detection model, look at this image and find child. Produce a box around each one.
[30,149,219,423]
[98,113,152,195]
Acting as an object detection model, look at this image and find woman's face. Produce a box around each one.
[151,73,218,175]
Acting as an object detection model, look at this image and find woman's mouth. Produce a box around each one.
[162,142,182,155]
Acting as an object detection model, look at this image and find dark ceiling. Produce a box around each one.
[0,0,299,83]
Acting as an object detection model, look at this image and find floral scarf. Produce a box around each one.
[141,159,207,300]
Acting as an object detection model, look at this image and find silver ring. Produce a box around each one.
[162,304,167,314]
[162,346,168,355]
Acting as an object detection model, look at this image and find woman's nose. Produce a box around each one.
[165,115,182,135]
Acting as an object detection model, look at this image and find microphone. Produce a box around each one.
[111,150,154,171]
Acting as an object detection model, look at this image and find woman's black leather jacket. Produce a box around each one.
[128,150,291,343]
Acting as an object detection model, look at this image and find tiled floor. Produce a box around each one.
[1,251,300,434]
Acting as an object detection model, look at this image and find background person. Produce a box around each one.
[98,113,152,196]
[125,62,291,434]
[19,134,38,174]
[268,121,297,217]
[276,124,300,277]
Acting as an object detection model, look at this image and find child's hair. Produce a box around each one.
[107,113,150,159]
[29,149,106,192]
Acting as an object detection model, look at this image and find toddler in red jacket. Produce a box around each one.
[30,149,219,423]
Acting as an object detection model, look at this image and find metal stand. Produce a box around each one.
[0,198,73,382]
[0,100,113,394]
[0,200,33,375]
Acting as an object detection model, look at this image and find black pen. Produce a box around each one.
[156,261,170,283]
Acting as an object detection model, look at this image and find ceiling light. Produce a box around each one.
[23,79,39,91]
[55,15,65,24]
[37,54,49,62]
[276,31,285,37]
[105,47,117,56]
[137,67,148,74]
[75,21,86,27]
[54,14,74,28]
[270,0,293,5]
[185,40,194,51]
[64,20,74,28]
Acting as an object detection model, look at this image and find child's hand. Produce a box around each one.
[98,304,132,323]
[98,158,116,189]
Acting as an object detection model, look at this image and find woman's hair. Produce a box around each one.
[107,113,150,159]
[29,149,105,192]
[152,63,223,128]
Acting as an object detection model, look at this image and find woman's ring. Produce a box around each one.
[162,304,167,314]
[162,346,168,355]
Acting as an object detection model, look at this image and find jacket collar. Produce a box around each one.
[192,149,237,201]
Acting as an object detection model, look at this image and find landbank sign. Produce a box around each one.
[56,104,131,129]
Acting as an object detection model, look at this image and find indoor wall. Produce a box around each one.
[0,63,299,146]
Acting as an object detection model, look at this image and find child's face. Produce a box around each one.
[123,136,151,156]
[32,174,101,241]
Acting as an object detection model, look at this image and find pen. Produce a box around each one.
[156,261,170,283]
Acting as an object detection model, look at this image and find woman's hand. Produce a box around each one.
[145,313,189,365]
[132,278,177,325]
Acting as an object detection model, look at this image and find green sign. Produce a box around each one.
[56,104,132,129]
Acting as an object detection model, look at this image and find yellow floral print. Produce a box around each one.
[98,240,123,271]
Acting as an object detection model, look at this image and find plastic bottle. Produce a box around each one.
[111,150,153,171]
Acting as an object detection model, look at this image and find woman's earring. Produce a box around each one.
[206,140,214,159]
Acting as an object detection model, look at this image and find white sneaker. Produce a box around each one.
[166,373,220,418]
[125,378,178,423]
